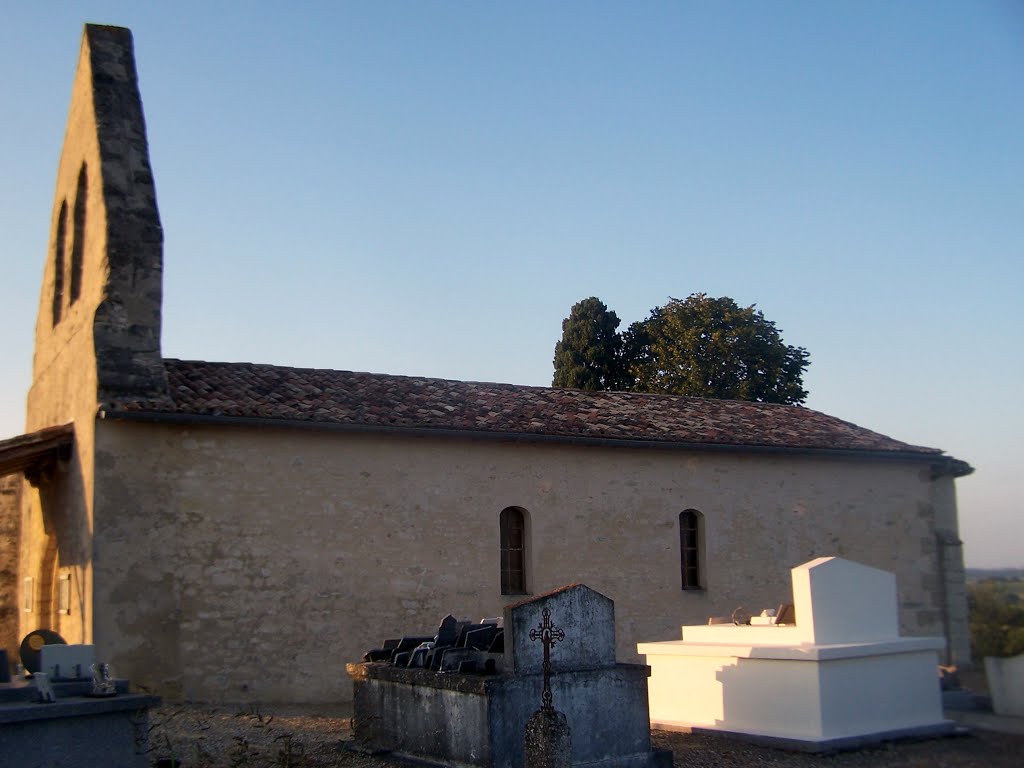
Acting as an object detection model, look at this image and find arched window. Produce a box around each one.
[500,506,527,595]
[69,163,88,304]
[52,201,68,327]
[679,509,703,590]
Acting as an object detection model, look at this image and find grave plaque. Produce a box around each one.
[39,643,96,680]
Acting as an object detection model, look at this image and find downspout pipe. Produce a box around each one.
[936,529,964,667]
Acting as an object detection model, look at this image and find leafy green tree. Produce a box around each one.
[552,297,623,390]
[968,580,1024,659]
[621,294,810,404]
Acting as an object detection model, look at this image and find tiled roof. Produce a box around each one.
[99,359,944,457]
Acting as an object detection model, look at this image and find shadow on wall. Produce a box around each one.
[1,475,23,668]
[25,442,90,640]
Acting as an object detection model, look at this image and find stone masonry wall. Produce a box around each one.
[932,475,971,666]
[92,419,963,704]
[0,474,22,671]
[21,25,168,651]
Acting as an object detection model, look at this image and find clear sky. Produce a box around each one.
[1,2,1021,567]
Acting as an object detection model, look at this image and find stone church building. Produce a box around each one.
[0,26,972,704]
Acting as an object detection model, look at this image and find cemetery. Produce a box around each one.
[638,556,954,751]
[0,630,159,768]
[4,565,1023,766]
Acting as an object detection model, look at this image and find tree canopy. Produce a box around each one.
[552,297,623,391]
[968,580,1024,659]
[553,293,810,404]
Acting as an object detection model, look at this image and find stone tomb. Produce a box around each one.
[348,584,671,767]
[638,556,953,751]
[0,640,159,768]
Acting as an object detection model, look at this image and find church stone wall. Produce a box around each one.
[17,456,92,649]
[23,31,108,650]
[92,419,961,704]
[0,474,22,668]
[20,26,168,655]
[931,476,970,666]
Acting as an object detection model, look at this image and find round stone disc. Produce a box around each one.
[19,629,67,674]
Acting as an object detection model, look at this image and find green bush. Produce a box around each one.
[968,580,1024,658]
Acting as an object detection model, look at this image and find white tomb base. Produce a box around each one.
[984,654,1024,717]
[638,557,955,751]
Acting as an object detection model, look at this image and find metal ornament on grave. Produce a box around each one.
[528,607,566,712]
[88,662,117,697]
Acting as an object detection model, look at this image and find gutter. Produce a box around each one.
[98,408,973,477]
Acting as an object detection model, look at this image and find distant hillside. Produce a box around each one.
[967,567,1024,583]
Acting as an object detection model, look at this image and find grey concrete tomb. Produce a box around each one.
[0,676,159,768]
[347,583,672,768]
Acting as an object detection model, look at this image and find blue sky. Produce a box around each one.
[1,2,1021,567]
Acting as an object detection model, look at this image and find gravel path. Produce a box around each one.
[145,703,1023,768]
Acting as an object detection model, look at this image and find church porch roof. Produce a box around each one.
[0,423,74,480]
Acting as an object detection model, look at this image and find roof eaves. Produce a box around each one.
[97,408,960,469]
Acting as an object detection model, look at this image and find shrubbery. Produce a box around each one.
[968,580,1024,659]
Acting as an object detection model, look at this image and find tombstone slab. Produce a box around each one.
[524,707,572,768]
[505,584,615,676]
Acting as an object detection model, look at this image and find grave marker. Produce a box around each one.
[525,606,571,768]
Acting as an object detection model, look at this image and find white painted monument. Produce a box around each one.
[637,557,954,751]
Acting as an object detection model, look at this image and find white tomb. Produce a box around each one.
[38,643,96,680]
[984,654,1024,717]
[637,557,954,751]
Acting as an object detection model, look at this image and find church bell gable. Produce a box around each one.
[31,24,167,427]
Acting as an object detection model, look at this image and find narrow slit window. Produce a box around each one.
[58,573,71,615]
[52,201,68,326]
[69,163,87,304]
[500,506,527,595]
[680,509,702,590]
[23,577,34,613]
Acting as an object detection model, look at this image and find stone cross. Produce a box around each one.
[529,607,565,712]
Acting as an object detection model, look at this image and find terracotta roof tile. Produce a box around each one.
[99,359,945,456]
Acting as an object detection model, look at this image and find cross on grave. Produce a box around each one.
[529,606,565,712]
